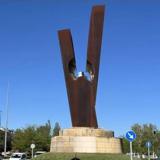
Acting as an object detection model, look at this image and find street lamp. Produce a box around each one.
[0,110,2,128]
[4,82,9,156]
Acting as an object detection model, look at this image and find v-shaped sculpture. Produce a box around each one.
[58,5,105,128]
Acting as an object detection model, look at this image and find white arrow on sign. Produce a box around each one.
[128,132,134,139]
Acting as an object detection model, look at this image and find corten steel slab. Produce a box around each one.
[58,5,105,128]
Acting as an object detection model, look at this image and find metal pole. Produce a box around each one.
[0,110,2,128]
[130,142,133,160]
[32,148,34,159]
[148,146,150,160]
[4,82,9,156]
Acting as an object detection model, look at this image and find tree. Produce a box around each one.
[34,121,51,151]
[0,130,4,152]
[0,129,13,152]
[52,122,60,137]
[132,123,159,154]
[122,123,160,154]
[122,137,129,153]
[12,126,36,152]
[12,121,52,152]
[131,123,143,153]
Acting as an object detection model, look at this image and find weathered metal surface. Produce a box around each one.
[58,5,105,128]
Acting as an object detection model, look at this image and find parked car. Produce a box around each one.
[34,151,46,157]
[9,153,26,160]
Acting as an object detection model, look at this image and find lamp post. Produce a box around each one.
[4,82,9,156]
[0,110,2,128]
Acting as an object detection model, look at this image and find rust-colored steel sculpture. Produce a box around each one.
[58,5,105,128]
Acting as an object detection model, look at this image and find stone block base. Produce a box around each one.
[50,127,122,153]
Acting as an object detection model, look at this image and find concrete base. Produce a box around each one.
[50,127,122,153]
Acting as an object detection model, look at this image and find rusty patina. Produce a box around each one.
[58,5,105,128]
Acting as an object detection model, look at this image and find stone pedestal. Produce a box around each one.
[50,127,122,153]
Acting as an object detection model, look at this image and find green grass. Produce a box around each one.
[33,152,141,160]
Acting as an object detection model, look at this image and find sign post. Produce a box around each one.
[146,141,152,160]
[30,143,35,159]
[126,130,137,160]
[130,141,133,160]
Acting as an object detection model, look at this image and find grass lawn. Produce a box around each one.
[33,152,140,160]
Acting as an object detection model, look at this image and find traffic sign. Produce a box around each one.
[126,130,136,142]
[31,143,35,159]
[146,141,152,148]
[126,130,136,160]
[30,143,35,149]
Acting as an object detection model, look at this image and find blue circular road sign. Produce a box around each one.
[146,141,152,148]
[126,130,137,142]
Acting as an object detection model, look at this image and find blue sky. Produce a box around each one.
[0,0,160,136]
